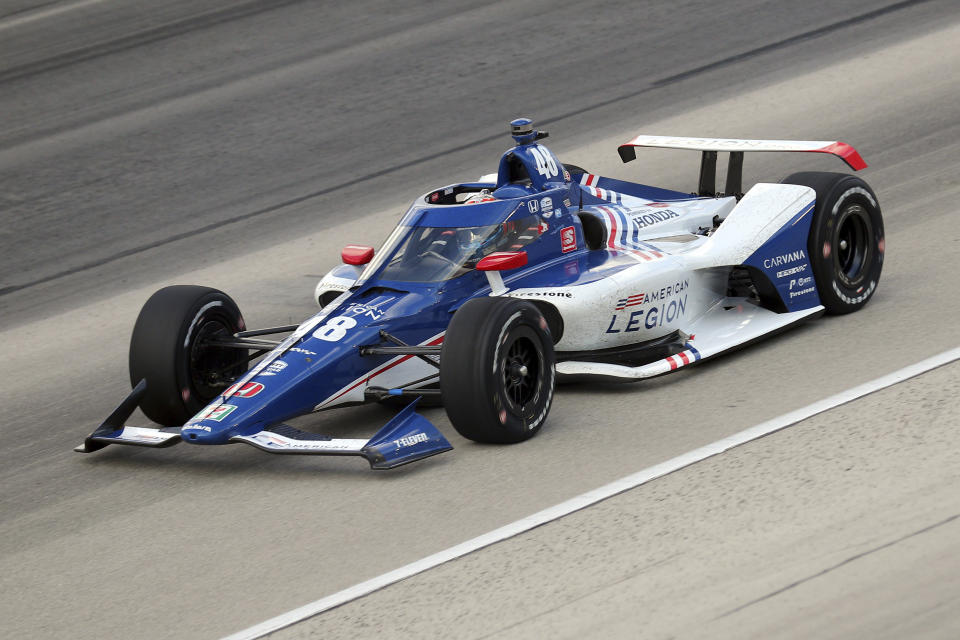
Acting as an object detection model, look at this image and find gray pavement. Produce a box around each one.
[271,360,960,640]
[1,1,959,638]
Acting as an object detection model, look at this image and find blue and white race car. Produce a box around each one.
[77,118,884,469]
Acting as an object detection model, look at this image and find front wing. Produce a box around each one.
[75,381,452,470]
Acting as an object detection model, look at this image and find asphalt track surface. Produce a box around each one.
[1,1,958,638]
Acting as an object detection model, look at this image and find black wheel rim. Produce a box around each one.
[501,336,540,411]
[190,319,242,401]
[834,204,872,287]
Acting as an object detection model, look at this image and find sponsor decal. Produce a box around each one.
[614,293,645,311]
[563,198,572,208]
[261,361,288,376]
[527,199,540,214]
[511,291,573,299]
[763,249,806,269]
[614,280,689,311]
[540,197,554,216]
[289,347,317,355]
[789,276,813,290]
[637,137,820,151]
[194,404,238,422]
[630,209,680,229]
[563,170,571,182]
[776,264,807,279]
[648,279,689,301]
[538,220,549,234]
[789,287,815,299]
[184,425,212,432]
[606,295,688,333]
[224,381,264,398]
[561,226,576,253]
[393,433,429,449]
[345,301,391,321]
[122,430,168,441]
[249,433,354,451]
[646,202,670,208]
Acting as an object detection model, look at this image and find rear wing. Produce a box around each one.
[617,135,866,197]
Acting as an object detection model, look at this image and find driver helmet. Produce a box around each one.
[463,189,496,205]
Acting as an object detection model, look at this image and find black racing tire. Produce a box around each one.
[782,171,884,315]
[440,297,556,444]
[129,285,248,426]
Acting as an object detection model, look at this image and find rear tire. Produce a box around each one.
[782,171,884,314]
[440,297,555,443]
[129,285,247,426]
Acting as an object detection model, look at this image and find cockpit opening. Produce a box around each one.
[359,215,543,283]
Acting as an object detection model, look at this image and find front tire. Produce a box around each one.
[782,172,884,314]
[129,285,247,426]
[440,297,555,443]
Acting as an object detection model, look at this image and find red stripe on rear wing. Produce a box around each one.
[617,135,867,171]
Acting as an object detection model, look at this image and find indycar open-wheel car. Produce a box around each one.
[76,118,883,469]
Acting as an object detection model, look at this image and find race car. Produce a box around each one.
[76,118,884,469]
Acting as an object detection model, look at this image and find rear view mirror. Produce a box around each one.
[476,251,528,271]
[341,245,374,266]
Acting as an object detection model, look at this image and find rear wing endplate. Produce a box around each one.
[617,135,866,197]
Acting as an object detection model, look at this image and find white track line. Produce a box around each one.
[223,345,960,640]
[0,0,108,32]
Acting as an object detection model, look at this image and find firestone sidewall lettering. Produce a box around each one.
[833,279,877,305]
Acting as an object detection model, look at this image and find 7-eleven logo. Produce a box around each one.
[224,381,264,398]
[194,404,238,423]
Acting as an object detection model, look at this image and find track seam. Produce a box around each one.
[715,513,960,619]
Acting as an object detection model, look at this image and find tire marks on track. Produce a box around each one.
[0,0,309,85]
[0,0,939,298]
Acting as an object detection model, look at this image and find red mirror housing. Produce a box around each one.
[476,251,528,271]
[341,245,374,266]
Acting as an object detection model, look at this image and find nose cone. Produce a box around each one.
[180,422,230,445]
[178,323,382,444]
[179,291,447,445]
[180,402,249,444]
